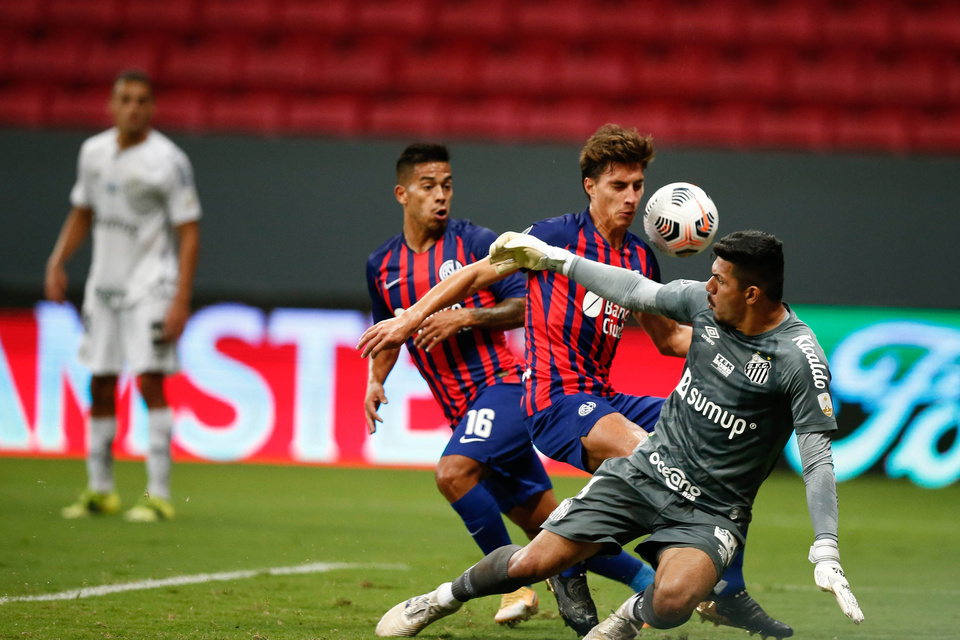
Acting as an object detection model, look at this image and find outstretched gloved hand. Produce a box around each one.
[809,539,864,624]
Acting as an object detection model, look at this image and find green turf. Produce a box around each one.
[1,458,957,639]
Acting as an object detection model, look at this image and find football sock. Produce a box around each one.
[450,484,513,555]
[86,415,116,493]
[714,526,748,596]
[638,584,690,629]
[582,552,656,592]
[146,407,173,500]
[451,544,524,601]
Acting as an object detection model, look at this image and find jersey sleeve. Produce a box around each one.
[463,222,526,300]
[366,256,393,324]
[653,279,709,324]
[165,148,202,225]
[525,216,571,248]
[69,141,92,208]
[781,330,839,435]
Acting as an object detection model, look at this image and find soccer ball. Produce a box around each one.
[643,182,719,257]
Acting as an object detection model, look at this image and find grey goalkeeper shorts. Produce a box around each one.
[541,456,743,580]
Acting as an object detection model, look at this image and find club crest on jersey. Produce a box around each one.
[818,392,834,417]
[744,353,771,385]
[578,402,597,417]
[438,259,463,280]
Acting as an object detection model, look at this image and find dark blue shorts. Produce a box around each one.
[442,383,552,513]
[525,392,665,472]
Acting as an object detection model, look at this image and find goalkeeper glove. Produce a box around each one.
[809,539,864,624]
[488,232,573,275]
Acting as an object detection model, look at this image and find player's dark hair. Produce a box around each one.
[579,124,655,184]
[712,230,784,303]
[396,143,450,184]
[113,69,154,98]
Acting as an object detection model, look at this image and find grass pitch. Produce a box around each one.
[1,458,958,640]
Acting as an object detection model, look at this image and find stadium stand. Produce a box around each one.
[0,0,958,153]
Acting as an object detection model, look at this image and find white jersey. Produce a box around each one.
[70,128,202,308]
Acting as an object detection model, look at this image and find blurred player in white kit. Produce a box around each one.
[45,69,201,523]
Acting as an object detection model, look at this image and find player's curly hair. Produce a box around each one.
[579,124,655,183]
[396,143,450,183]
[713,230,785,303]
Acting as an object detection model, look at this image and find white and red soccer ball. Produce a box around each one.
[643,182,719,257]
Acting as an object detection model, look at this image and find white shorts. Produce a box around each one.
[78,293,179,376]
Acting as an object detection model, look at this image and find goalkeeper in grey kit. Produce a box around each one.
[375,229,862,639]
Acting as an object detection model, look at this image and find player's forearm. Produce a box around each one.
[47,207,92,268]
[465,297,524,332]
[566,255,663,314]
[174,221,200,305]
[368,347,400,385]
[405,259,502,326]
[798,430,840,541]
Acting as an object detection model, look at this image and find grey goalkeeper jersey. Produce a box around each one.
[629,280,838,522]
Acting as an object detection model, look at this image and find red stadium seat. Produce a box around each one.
[0,0,47,30]
[524,98,600,142]
[703,47,790,102]
[742,0,819,47]
[208,91,286,134]
[786,49,869,106]
[912,108,960,153]
[45,0,121,31]
[311,43,393,93]
[514,0,590,42]
[0,83,50,128]
[820,0,897,49]
[446,96,530,140]
[286,94,365,136]
[435,0,511,42]
[475,46,557,97]
[900,3,960,51]
[237,39,323,91]
[355,0,432,36]
[632,46,711,101]
[833,107,910,152]
[121,0,197,34]
[393,44,477,95]
[7,33,88,83]
[367,95,449,137]
[276,0,355,35]
[588,1,668,42]
[555,48,632,99]
[161,37,246,89]
[197,0,278,34]
[595,100,686,145]
[681,101,758,148]
[754,105,835,150]
[47,85,112,129]
[80,36,165,84]
[152,89,210,133]
[865,51,945,108]
[663,0,745,45]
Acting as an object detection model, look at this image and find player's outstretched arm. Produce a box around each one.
[357,258,505,358]
[797,431,864,624]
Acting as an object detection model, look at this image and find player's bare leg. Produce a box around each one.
[579,412,646,473]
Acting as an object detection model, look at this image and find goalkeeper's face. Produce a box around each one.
[397,161,453,237]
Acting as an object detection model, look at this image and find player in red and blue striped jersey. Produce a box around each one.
[365,144,655,629]
[360,128,792,640]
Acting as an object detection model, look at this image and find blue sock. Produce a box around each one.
[581,552,655,592]
[450,484,513,555]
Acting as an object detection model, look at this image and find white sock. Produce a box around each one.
[436,582,458,607]
[86,416,116,493]
[623,592,644,622]
[146,407,173,500]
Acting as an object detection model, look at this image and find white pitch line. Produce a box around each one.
[0,562,408,604]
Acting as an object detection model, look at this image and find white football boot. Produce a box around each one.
[376,586,462,637]
[584,595,642,640]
